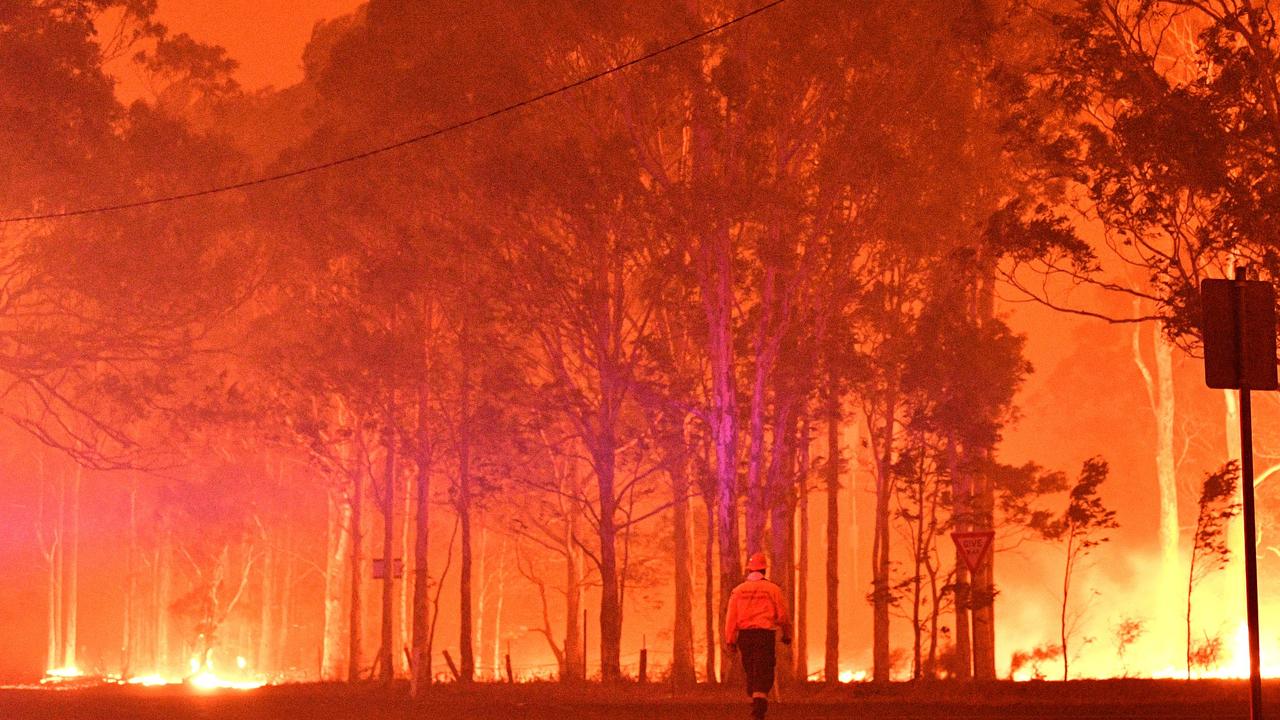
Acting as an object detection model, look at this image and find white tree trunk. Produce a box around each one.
[321,487,351,680]
[841,418,861,665]
[63,464,80,671]
[42,463,63,673]
[475,526,488,679]
[156,519,173,675]
[1133,318,1180,651]
[492,537,507,676]
[400,470,413,675]
[123,478,138,677]
[258,542,275,674]
[1223,388,1247,655]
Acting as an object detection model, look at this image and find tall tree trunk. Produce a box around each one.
[871,396,896,682]
[1222,388,1245,659]
[379,418,397,684]
[49,559,62,672]
[491,538,507,678]
[824,375,840,683]
[400,464,412,676]
[690,59,743,674]
[909,452,924,680]
[795,414,810,681]
[41,460,63,673]
[411,377,432,691]
[322,486,351,680]
[949,433,973,680]
[64,464,80,671]
[280,537,295,671]
[1187,529,1199,677]
[476,528,489,679]
[745,268,778,553]
[703,493,717,683]
[347,426,366,683]
[597,439,623,683]
[926,480,942,679]
[259,540,275,675]
[138,548,152,674]
[968,266,1001,680]
[1133,317,1180,656]
[59,461,79,671]
[767,405,796,687]
[1153,328,1179,644]
[46,478,62,672]
[703,225,743,682]
[122,477,137,677]
[671,435,697,688]
[563,495,583,682]
[1060,531,1075,680]
[1224,390,1241,461]
[971,454,997,679]
[156,515,173,675]
[458,344,475,683]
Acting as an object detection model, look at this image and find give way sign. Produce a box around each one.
[951,531,995,574]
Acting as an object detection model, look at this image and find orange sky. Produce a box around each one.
[151,0,363,90]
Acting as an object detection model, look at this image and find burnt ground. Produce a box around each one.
[0,679,1271,719]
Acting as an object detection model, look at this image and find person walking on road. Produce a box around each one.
[725,552,791,719]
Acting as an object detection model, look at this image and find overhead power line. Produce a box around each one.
[2,0,789,224]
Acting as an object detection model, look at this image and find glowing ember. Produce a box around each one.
[188,671,264,691]
[837,669,867,683]
[124,675,171,686]
[40,667,84,683]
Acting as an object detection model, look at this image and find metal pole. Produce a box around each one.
[1236,265,1264,720]
[1242,386,1263,720]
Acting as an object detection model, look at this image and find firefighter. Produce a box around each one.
[725,552,791,719]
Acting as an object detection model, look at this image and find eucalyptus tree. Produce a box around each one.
[1040,457,1119,681]
[999,0,1280,654]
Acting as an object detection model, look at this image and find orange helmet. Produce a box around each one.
[746,552,767,572]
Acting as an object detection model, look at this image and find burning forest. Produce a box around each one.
[4,1,1280,718]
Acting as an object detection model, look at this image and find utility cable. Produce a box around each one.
[1,0,789,224]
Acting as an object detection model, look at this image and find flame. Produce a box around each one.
[1005,613,1280,681]
[1174,621,1280,679]
[837,668,868,683]
[125,675,171,686]
[188,671,264,691]
[185,655,264,691]
[40,666,83,683]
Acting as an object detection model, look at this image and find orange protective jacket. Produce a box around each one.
[724,572,791,645]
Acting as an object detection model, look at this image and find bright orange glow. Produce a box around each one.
[40,666,83,683]
[188,671,264,691]
[185,655,265,691]
[124,674,171,686]
[837,668,868,683]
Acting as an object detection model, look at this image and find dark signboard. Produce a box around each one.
[1202,278,1278,390]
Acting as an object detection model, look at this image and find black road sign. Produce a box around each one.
[1202,268,1277,720]
[1202,277,1278,390]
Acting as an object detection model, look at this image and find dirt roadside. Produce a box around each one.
[0,678,1266,720]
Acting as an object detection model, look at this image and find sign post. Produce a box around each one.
[1202,267,1278,720]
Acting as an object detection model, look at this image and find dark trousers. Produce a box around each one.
[737,628,776,696]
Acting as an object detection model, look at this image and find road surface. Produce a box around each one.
[0,678,1267,719]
